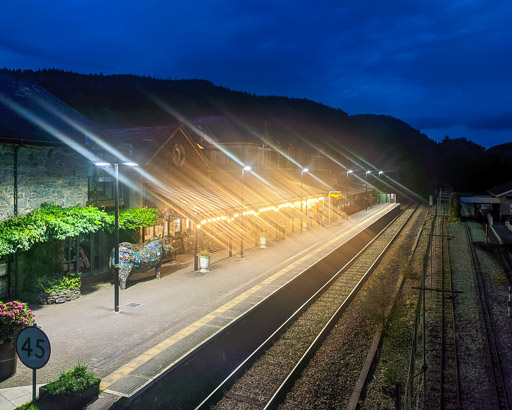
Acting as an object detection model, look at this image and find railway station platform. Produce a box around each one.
[0,203,399,409]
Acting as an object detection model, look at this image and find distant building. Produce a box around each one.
[488,181,512,222]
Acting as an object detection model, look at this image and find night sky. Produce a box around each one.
[1,0,511,148]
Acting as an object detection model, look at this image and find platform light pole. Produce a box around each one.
[365,170,371,211]
[95,160,138,313]
[300,168,309,232]
[378,171,383,203]
[346,169,353,209]
[241,166,251,258]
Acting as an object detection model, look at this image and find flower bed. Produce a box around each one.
[38,365,100,409]
[0,301,35,344]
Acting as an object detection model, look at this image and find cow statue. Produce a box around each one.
[110,237,173,290]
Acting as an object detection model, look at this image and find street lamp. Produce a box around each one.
[346,170,353,208]
[300,168,309,232]
[241,166,251,258]
[377,171,383,204]
[365,170,371,211]
[95,160,138,313]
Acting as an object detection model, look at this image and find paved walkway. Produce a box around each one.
[0,204,396,409]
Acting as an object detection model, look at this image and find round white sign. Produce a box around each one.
[16,326,51,369]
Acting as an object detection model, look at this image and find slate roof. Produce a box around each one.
[105,115,314,164]
[105,125,181,164]
[488,180,512,197]
[0,73,106,145]
[191,115,312,152]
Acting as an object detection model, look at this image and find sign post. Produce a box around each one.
[16,325,51,403]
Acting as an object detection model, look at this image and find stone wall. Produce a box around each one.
[38,288,81,304]
[0,144,89,220]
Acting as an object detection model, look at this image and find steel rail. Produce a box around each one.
[439,208,461,409]
[264,204,419,409]
[196,205,415,409]
[465,223,510,410]
[346,204,426,409]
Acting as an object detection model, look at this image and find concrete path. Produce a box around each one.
[0,204,396,409]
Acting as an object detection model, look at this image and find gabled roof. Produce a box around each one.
[189,115,313,152]
[105,125,180,164]
[488,180,512,197]
[192,116,261,144]
[0,73,105,144]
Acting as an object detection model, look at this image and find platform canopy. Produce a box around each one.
[144,171,328,220]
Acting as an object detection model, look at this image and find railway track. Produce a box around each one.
[425,204,461,409]
[199,204,419,409]
[465,222,511,409]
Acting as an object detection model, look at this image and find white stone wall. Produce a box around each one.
[0,144,89,220]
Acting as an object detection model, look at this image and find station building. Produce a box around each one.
[0,73,383,297]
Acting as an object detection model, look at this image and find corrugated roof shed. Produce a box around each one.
[488,180,512,197]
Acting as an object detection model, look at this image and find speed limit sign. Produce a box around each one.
[16,326,51,369]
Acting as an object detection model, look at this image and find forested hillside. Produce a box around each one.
[2,69,509,195]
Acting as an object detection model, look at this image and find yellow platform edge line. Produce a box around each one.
[100,205,394,389]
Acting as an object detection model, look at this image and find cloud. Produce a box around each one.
[468,113,512,131]
[0,0,511,148]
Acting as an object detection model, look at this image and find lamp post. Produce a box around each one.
[365,170,371,211]
[95,160,138,313]
[241,166,251,258]
[378,171,383,204]
[346,170,353,209]
[300,168,309,232]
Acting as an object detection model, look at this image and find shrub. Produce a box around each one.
[198,250,211,258]
[0,301,35,343]
[14,402,39,410]
[45,364,100,396]
[35,272,81,294]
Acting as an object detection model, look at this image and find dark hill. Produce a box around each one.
[5,68,508,195]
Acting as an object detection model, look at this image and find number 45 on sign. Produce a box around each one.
[16,325,51,402]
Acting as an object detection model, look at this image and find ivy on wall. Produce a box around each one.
[0,203,159,256]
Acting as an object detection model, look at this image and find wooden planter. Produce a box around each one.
[0,342,17,380]
[38,380,100,409]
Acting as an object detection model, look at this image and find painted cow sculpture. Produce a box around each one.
[110,237,173,290]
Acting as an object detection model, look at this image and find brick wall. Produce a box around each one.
[0,144,89,220]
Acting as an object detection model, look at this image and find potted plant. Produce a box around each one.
[38,364,100,409]
[259,231,268,248]
[198,250,212,273]
[0,301,35,379]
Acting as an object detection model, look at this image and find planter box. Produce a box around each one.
[38,380,100,409]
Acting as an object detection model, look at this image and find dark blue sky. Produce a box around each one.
[1,0,511,148]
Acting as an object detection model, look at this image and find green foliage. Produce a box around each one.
[198,250,211,257]
[15,402,40,410]
[0,203,158,256]
[381,365,400,387]
[448,192,461,222]
[35,272,81,294]
[45,364,100,396]
[20,240,64,281]
[115,208,159,231]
